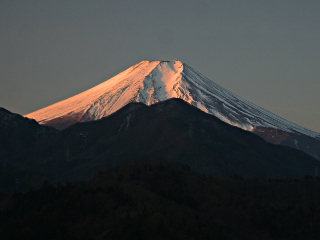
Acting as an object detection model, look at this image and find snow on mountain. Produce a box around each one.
[25,60,320,140]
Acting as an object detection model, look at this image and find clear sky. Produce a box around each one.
[1,0,319,132]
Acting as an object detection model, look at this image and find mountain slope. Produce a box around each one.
[25,60,320,159]
[16,99,320,180]
[0,107,58,160]
[0,108,59,198]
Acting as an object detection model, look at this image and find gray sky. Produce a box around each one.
[1,0,319,132]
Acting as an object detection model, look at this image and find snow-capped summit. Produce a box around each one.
[25,60,320,138]
[25,60,320,160]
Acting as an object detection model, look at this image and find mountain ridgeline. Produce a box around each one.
[0,107,58,160]
[0,108,58,198]
[2,60,320,240]
[6,99,319,182]
[25,60,320,160]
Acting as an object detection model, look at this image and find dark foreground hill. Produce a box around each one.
[0,108,59,198]
[12,98,320,180]
[25,60,320,161]
[1,162,320,240]
[0,107,58,160]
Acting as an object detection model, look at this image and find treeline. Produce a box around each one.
[0,162,56,200]
[1,161,320,240]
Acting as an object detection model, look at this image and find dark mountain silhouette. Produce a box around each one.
[0,107,58,160]
[11,99,320,180]
[0,108,59,199]
[25,60,320,161]
[253,127,320,161]
[1,162,320,240]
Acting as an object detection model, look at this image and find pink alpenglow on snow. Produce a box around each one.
[25,60,320,142]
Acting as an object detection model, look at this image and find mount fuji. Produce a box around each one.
[25,60,320,160]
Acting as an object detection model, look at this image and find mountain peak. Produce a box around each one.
[142,59,181,63]
[25,60,320,141]
[25,59,187,129]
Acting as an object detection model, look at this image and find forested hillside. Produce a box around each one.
[1,162,320,240]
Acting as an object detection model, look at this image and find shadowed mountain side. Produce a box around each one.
[0,107,58,160]
[12,99,320,180]
[0,108,59,198]
[25,60,320,161]
[253,127,320,161]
